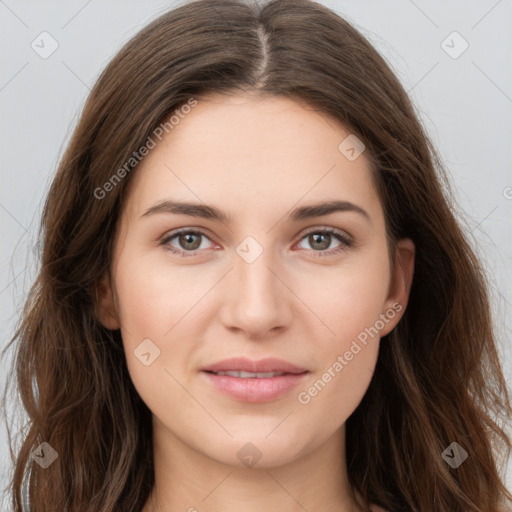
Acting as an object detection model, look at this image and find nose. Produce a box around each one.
[218,241,293,339]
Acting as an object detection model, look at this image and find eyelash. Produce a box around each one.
[160,227,353,258]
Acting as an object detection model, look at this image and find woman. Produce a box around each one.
[3,0,511,510]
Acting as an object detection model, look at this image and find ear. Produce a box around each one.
[380,238,415,336]
[95,272,120,330]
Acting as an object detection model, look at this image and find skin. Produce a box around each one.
[97,92,414,512]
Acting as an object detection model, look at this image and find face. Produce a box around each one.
[98,92,414,469]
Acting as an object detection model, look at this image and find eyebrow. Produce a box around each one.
[141,199,370,223]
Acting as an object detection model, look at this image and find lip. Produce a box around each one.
[202,357,307,374]
[201,357,309,403]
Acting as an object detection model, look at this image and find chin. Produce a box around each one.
[203,432,310,470]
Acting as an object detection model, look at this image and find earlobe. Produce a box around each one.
[95,272,121,330]
[380,238,415,336]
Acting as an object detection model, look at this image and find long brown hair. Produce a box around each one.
[3,0,511,510]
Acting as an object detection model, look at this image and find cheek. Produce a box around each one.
[112,249,210,415]
[113,248,198,340]
[294,248,389,418]
[296,343,378,444]
[296,283,384,433]
[303,252,391,345]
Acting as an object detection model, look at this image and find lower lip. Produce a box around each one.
[201,371,309,403]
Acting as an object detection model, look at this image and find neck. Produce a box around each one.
[142,417,361,512]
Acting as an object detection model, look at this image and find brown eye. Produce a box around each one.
[308,233,331,251]
[297,228,352,255]
[161,229,214,256]
[177,232,202,250]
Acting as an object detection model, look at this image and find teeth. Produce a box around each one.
[214,370,286,378]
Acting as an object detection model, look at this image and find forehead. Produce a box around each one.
[121,92,382,226]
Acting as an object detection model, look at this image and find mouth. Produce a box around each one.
[207,370,289,378]
[200,357,309,403]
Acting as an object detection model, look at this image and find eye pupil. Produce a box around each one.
[310,233,330,250]
[180,232,201,250]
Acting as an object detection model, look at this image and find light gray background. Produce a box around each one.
[1,0,511,507]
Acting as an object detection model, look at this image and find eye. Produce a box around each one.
[296,228,352,255]
[160,227,353,258]
[161,229,216,256]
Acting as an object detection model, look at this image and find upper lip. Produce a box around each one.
[201,357,308,374]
